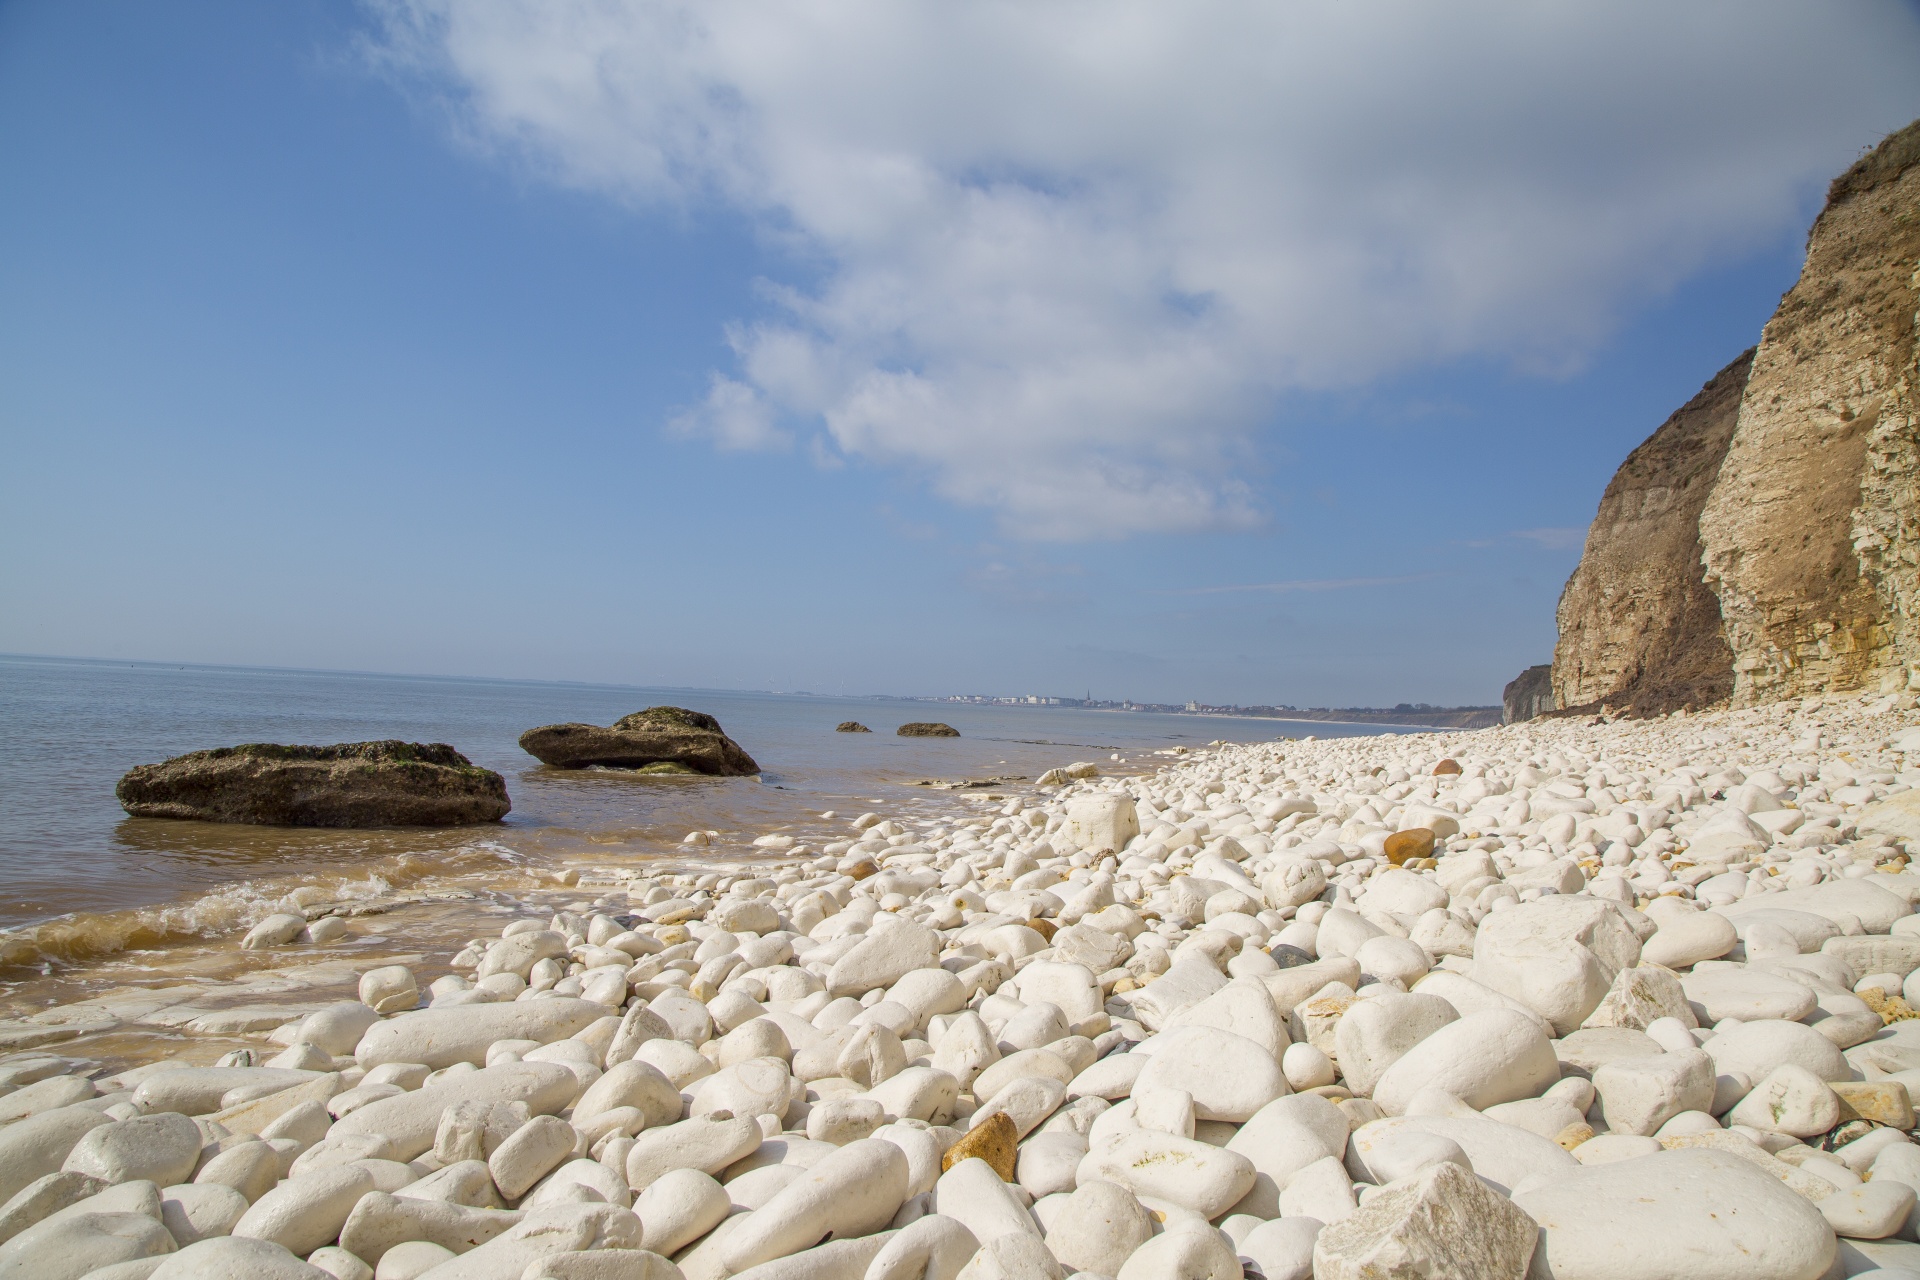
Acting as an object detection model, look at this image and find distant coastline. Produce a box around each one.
[4,653,1499,732]
[872,692,1501,731]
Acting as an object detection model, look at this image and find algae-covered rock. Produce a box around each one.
[898,723,960,738]
[836,722,873,733]
[115,741,510,828]
[519,707,759,776]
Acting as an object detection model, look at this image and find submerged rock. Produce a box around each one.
[114,741,509,828]
[898,722,960,737]
[519,707,759,775]
[837,722,873,733]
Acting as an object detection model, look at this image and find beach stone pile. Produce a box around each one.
[25,692,1920,1278]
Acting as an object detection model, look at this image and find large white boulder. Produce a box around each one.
[1132,1026,1289,1122]
[1332,993,1457,1098]
[1371,1011,1558,1115]
[1312,1160,1536,1280]
[1591,1050,1717,1136]
[1511,1148,1835,1280]
[354,1001,610,1069]
[1076,1130,1255,1219]
[1065,796,1139,856]
[1349,1115,1574,1196]
[330,1062,577,1161]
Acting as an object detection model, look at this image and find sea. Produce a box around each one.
[0,653,1408,1044]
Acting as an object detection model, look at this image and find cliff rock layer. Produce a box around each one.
[1544,120,1920,715]
[1698,121,1920,705]
[1552,351,1751,715]
[1503,665,1554,724]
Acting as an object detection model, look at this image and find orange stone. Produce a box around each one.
[942,1111,1018,1180]
[1383,828,1436,865]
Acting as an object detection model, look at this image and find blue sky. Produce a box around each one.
[4,1,1919,707]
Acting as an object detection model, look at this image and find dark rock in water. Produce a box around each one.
[518,706,760,775]
[897,722,960,737]
[116,741,510,828]
[1502,665,1554,724]
[836,721,873,733]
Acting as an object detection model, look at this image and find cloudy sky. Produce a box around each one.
[4,1,1918,705]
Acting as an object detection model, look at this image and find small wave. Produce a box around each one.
[0,842,520,973]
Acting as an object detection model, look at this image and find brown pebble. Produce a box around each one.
[942,1110,1018,1180]
[1432,758,1463,775]
[1832,1080,1916,1128]
[1383,828,1436,865]
[1027,919,1057,942]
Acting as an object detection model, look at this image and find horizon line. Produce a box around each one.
[0,649,1493,715]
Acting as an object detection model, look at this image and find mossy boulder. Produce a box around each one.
[837,722,873,733]
[519,707,760,775]
[898,722,960,737]
[115,741,511,828]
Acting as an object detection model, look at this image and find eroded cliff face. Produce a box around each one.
[1544,120,1920,716]
[1698,121,1920,706]
[1552,351,1750,716]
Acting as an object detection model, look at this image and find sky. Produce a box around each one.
[3,2,1919,708]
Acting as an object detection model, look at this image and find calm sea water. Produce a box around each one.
[0,653,1403,974]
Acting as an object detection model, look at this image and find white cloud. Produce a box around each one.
[669,374,789,452]
[369,0,1920,538]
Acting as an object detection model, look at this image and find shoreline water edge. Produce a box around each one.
[4,691,1920,1275]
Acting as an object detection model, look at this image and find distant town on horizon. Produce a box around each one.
[868,692,1502,728]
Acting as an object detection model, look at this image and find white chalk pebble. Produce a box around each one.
[487,1114,578,1200]
[309,1244,374,1280]
[0,1208,177,1280]
[232,1164,375,1257]
[160,1181,250,1245]
[28,685,1920,1280]
[151,1236,333,1278]
[62,1113,203,1187]
[1114,1223,1240,1280]
[373,1241,456,1280]
[1280,1043,1335,1091]
[1043,1179,1155,1277]
[359,966,420,1015]
[1640,910,1737,968]
[634,1167,731,1255]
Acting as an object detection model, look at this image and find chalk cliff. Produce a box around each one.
[1529,120,1920,718]
[1552,351,1750,716]
[1699,121,1920,705]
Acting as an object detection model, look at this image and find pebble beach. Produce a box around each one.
[10,691,1920,1279]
